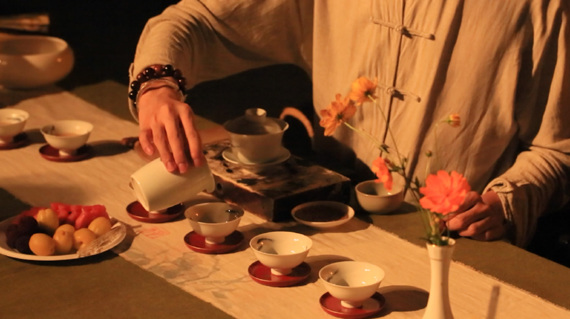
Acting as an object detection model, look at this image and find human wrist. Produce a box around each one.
[128,64,187,114]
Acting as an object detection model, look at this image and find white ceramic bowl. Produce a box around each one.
[291,201,354,229]
[185,202,244,244]
[0,35,74,89]
[319,261,385,308]
[40,120,93,156]
[250,231,312,276]
[355,180,404,214]
[0,108,29,144]
[223,108,289,164]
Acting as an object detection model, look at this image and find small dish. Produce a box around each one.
[292,201,354,229]
[126,201,184,223]
[0,132,29,150]
[183,230,243,254]
[222,147,290,167]
[39,144,93,162]
[319,292,385,319]
[248,260,311,287]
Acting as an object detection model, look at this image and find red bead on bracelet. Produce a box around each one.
[128,64,187,107]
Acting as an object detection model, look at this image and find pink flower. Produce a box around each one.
[419,170,471,215]
[371,156,393,191]
[319,94,357,136]
[349,77,378,105]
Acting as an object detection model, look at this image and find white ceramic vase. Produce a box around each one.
[423,238,455,319]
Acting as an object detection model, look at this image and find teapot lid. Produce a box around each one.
[224,108,285,135]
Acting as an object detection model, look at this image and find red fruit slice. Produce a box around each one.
[74,205,109,229]
[51,202,71,224]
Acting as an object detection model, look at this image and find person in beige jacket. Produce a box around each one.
[128,0,570,247]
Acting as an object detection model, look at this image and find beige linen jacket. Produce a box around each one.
[131,0,570,247]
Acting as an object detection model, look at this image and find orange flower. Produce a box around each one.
[419,170,471,215]
[319,94,356,136]
[349,77,378,105]
[446,114,461,127]
[371,156,393,191]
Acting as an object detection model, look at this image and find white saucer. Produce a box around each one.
[222,148,290,167]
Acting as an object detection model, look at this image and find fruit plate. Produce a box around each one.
[0,216,126,261]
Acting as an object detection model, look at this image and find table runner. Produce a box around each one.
[1,89,569,318]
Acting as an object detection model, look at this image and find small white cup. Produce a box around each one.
[250,231,312,276]
[185,202,244,244]
[40,120,93,156]
[130,158,216,212]
[0,108,29,144]
[319,261,385,308]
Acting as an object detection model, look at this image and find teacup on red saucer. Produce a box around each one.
[319,261,385,309]
[250,231,312,276]
[39,144,93,162]
[248,260,311,287]
[183,202,245,254]
[126,201,184,223]
[319,292,385,319]
[0,108,29,148]
[0,132,29,150]
[184,230,244,254]
[40,120,93,158]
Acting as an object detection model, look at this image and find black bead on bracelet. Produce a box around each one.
[128,64,187,107]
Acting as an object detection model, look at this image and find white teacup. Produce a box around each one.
[0,108,29,144]
[40,120,93,156]
[319,261,385,308]
[185,202,244,244]
[130,158,216,212]
[250,231,312,276]
[223,108,288,164]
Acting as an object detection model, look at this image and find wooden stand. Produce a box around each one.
[204,140,351,221]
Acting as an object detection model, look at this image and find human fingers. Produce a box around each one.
[162,106,191,173]
[150,118,177,172]
[179,106,204,167]
[445,191,484,229]
[456,213,506,240]
[138,128,155,156]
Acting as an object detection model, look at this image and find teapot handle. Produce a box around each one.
[279,106,314,138]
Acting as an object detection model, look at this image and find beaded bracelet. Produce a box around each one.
[128,64,187,109]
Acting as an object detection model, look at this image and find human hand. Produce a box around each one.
[445,190,507,241]
[137,85,205,173]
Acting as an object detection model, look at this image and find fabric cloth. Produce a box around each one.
[2,85,570,318]
[130,0,570,247]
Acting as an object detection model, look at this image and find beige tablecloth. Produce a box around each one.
[1,88,569,318]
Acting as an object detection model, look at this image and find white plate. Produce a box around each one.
[0,216,126,261]
[222,147,290,167]
[291,201,355,229]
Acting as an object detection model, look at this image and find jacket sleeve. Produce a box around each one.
[129,0,313,88]
[485,0,570,247]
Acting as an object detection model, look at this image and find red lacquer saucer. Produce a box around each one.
[0,133,29,150]
[39,144,93,162]
[319,292,385,319]
[126,201,184,223]
[184,230,244,254]
[248,261,311,287]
